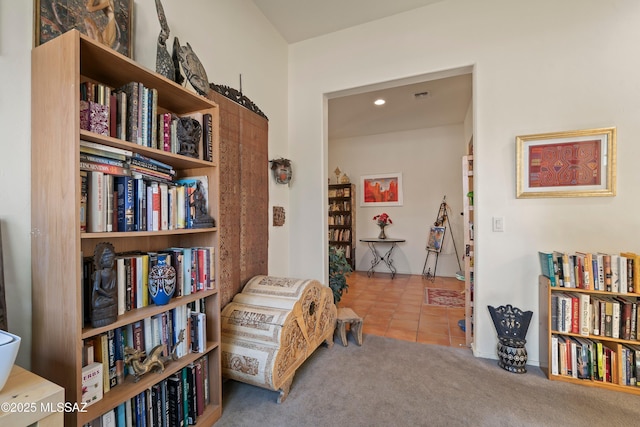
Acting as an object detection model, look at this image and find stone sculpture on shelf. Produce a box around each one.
[176,116,201,159]
[154,0,174,80]
[91,242,118,328]
[191,181,215,228]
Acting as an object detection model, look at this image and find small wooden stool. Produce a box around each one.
[336,307,363,346]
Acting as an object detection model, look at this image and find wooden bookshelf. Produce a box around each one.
[31,30,222,425]
[462,155,474,347]
[539,275,640,395]
[328,183,356,269]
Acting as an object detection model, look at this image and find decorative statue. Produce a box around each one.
[191,181,215,228]
[125,330,185,382]
[154,0,174,80]
[176,37,210,96]
[172,37,185,85]
[177,117,201,159]
[91,242,118,328]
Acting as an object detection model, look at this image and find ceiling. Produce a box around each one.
[251,0,444,44]
[251,0,471,140]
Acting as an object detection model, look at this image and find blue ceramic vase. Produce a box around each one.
[148,258,176,305]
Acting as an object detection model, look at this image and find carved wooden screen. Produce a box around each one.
[206,91,269,307]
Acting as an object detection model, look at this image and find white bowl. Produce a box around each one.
[0,330,21,391]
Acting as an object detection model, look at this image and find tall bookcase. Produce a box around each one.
[328,183,356,269]
[31,31,222,425]
[539,275,640,395]
[462,155,474,347]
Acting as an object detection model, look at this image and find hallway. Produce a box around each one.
[339,271,467,348]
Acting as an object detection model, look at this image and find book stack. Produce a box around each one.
[84,356,210,426]
[539,250,640,293]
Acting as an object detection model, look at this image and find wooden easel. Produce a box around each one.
[422,196,462,281]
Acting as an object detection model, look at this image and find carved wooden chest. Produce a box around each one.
[220,276,337,402]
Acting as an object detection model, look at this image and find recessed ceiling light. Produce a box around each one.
[374,99,386,106]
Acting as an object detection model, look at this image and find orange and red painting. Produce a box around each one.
[361,173,403,206]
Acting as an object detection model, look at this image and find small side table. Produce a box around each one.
[0,365,65,426]
[336,307,363,346]
[360,238,406,279]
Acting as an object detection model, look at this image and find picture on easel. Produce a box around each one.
[426,226,446,253]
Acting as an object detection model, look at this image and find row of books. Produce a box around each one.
[84,356,210,427]
[80,81,214,162]
[328,187,351,198]
[82,248,214,327]
[539,250,640,293]
[551,334,640,386]
[82,300,207,403]
[82,169,211,234]
[329,201,351,212]
[328,228,351,242]
[328,214,351,226]
[551,292,639,340]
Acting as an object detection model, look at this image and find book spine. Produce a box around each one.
[88,171,105,233]
[203,112,213,162]
[81,160,130,176]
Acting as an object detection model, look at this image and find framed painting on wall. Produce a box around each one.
[516,127,616,198]
[35,0,133,58]
[360,173,403,207]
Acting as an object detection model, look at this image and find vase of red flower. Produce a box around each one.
[373,213,392,239]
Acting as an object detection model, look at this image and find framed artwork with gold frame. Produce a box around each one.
[516,127,616,198]
[34,0,133,58]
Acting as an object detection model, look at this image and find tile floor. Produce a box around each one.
[339,270,468,348]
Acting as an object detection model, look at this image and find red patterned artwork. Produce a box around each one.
[528,140,601,188]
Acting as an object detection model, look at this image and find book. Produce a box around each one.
[87,171,105,232]
[81,362,103,406]
[579,293,590,336]
[203,112,213,162]
[167,373,184,427]
[80,171,88,232]
[538,251,557,287]
[115,176,135,232]
[175,176,210,229]
[80,139,133,157]
[116,81,139,144]
[92,333,110,393]
[80,159,131,176]
[602,254,612,292]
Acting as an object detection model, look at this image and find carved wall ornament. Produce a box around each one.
[273,206,285,226]
[270,158,292,185]
[209,83,268,120]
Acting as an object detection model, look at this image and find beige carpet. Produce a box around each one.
[215,334,640,426]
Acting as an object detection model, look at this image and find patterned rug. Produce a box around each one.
[424,288,465,307]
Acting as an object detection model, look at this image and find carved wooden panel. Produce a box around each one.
[207,92,269,307]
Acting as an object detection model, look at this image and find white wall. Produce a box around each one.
[289,0,640,362]
[0,0,288,368]
[329,125,465,276]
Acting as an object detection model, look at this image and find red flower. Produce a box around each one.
[373,213,392,226]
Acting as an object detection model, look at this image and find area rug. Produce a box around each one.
[424,288,464,307]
